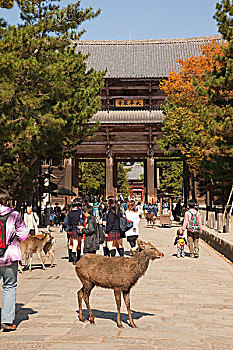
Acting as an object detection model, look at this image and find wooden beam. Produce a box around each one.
[101,95,166,100]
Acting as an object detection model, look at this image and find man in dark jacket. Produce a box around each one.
[82,205,99,255]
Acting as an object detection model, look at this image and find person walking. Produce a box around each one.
[81,205,99,255]
[24,205,39,235]
[182,200,202,258]
[54,203,61,226]
[105,197,124,257]
[44,202,52,232]
[125,201,140,255]
[0,189,29,332]
[67,199,83,264]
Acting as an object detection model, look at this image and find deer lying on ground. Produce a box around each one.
[145,213,156,228]
[19,232,52,272]
[75,239,164,328]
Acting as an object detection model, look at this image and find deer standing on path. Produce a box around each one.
[75,239,164,328]
[19,232,52,272]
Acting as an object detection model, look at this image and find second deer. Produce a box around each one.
[75,239,164,328]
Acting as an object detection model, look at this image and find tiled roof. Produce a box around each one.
[89,110,164,124]
[76,36,222,78]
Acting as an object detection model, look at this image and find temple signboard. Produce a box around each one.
[115,99,144,107]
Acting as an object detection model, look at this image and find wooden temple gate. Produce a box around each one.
[50,36,220,205]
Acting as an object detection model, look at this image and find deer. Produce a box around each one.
[19,232,52,272]
[30,232,56,269]
[75,239,164,328]
[145,213,156,228]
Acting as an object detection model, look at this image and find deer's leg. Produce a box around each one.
[82,282,95,324]
[50,250,55,268]
[38,250,46,270]
[29,254,33,271]
[123,290,137,328]
[77,287,87,322]
[114,288,123,328]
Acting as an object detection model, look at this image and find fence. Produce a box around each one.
[199,209,231,233]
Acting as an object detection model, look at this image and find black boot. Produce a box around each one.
[72,252,77,265]
[117,247,124,257]
[76,249,81,262]
[103,246,110,256]
[68,249,73,262]
[109,249,116,257]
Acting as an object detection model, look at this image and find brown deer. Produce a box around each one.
[31,233,56,268]
[75,239,164,328]
[19,232,52,272]
[145,213,156,228]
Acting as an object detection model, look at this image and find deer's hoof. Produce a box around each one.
[90,319,95,325]
[117,324,124,328]
[42,267,46,270]
[79,317,87,323]
[130,323,137,328]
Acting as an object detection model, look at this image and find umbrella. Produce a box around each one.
[51,187,76,196]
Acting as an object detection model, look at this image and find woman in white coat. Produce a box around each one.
[125,201,140,255]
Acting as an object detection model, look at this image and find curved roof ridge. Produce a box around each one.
[77,35,222,45]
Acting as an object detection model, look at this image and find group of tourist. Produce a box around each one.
[64,196,141,264]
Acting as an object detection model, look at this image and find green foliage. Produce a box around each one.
[158,161,183,197]
[78,162,130,199]
[117,163,130,198]
[78,162,105,198]
[0,0,105,203]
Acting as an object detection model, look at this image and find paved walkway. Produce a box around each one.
[1,221,233,350]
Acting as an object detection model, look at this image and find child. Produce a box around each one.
[174,229,187,258]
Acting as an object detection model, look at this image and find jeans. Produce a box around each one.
[0,261,18,324]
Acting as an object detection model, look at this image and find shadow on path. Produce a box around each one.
[14,303,37,326]
[78,308,154,327]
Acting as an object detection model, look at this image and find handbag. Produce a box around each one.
[120,216,133,233]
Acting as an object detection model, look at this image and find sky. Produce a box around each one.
[0,0,219,40]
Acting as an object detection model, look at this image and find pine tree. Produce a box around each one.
[0,0,105,204]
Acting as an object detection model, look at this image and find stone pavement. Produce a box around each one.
[1,221,233,350]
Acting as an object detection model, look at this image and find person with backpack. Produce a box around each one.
[182,200,202,258]
[81,205,99,255]
[0,189,29,332]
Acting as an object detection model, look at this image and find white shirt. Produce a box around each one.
[125,210,140,237]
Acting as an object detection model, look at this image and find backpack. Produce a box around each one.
[124,202,128,211]
[95,222,105,245]
[120,216,133,233]
[0,212,15,257]
[187,210,200,233]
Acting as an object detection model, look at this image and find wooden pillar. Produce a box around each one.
[113,158,118,198]
[147,157,155,204]
[64,158,72,190]
[144,160,147,203]
[106,156,114,198]
[72,156,79,196]
[154,160,158,202]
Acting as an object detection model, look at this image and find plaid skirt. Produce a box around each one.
[69,231,79,239]
[105,231,121,241]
